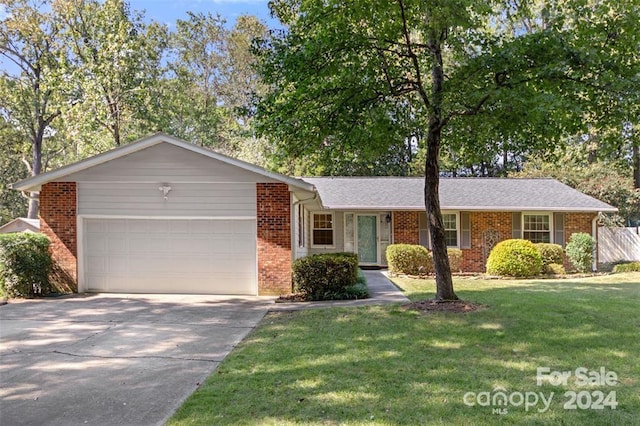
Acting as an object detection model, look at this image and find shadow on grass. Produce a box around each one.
[169,277,640,425]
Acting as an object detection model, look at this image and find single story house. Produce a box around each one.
[0,218,40,234]
[11,133,617,295]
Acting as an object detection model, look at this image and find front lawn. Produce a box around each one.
[169,273,640,425]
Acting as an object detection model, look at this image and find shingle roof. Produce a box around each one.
[301,177,617,212]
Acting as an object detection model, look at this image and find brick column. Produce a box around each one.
[392,211,419,245]
[257,183,292,295]
[39,182,77,285]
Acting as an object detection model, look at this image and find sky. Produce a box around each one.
[129,0,278,29]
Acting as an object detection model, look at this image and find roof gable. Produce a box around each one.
[11,133,314,192]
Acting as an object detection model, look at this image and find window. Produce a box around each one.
[443,213,458,247]
[312,213,334,246]
[523,214,551,243]
[419,212,459,248]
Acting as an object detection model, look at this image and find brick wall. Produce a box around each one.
[393,211,419,245]
[39,182,78,283]
[461,212,512,272]
[257,183,292,295]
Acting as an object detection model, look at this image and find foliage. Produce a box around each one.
[447,248,463,273]
[0,233,52,297]
[535,243,564,273]
[292,253,363,301]
[613,262,640,273]
[565,232,595,273]
[546,263,567,275]
[486,239,542,277]
[517,158,640,226]
[386,244,433,276]
[55,0,168,147]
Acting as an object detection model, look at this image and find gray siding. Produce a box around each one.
[56,143,282,184]
[79,182,256,217]
[308,211,345,255]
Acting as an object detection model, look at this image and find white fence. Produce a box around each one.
[598,227,640,263]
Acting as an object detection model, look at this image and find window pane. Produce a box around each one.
[443,214,457,230]
[313,229,333,245]
[523,215,550,243]
[445,230,457,247]
[524,231,550,243]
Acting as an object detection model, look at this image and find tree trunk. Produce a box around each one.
[27,133,43,219]
[424,34,458,302]
[425,121,458,301]
[633,139,639,189]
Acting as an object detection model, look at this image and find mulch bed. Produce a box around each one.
[403,299,486,314]
[275,293,308,303]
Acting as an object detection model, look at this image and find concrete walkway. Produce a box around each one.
[272,270,409,311]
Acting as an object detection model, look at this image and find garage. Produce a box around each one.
[82,218,257,294]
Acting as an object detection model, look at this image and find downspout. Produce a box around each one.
[592,215,598,272]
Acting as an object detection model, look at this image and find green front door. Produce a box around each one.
[357,215,378,263]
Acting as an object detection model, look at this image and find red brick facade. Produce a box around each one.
[256,183,292,295]
[39,182,77,282]
[392,211,419,245]
[461,212,513,272]
[393,210,597,272]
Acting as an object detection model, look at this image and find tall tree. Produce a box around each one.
[256,0,637,300]
[0,0,68,218]
[55,0,167,147]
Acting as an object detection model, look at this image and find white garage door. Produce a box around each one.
[82,218,257,294]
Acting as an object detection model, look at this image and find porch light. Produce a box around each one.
[385,213,392,223]
[159,184,172,200]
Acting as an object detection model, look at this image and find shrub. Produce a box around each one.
[535,243,564,274]
[447,248,463,273]
[386,244,433,276]
[0,233,52,298]
[546,263,566,275]
[565,233,595,273]
[486,239,542,277]
[292,253,365,300]
[613,261,640,273]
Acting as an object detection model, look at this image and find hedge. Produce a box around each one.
[386,244,432,276]
[0,233,52,298]
[486,239,542,277]
[535,243,564,274]
[292,253,367,300]
[565,233,595,273]
[613,261,640,273]
[386,244,463,275]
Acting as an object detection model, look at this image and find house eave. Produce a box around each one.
[319,205,618,213]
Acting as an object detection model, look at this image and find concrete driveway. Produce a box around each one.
[0,294,273,426]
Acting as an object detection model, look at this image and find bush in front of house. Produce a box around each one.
[546,263,567,275]
[486,239,542,277]
[565,232,595,273]
[292,253,367,300]
[535,243,564,274]
[0,233,52,298]
[386,244,433,276]
[612,261,640,273]
[447,248,463,273]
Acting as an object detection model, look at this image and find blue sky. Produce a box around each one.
[129,0,278,29]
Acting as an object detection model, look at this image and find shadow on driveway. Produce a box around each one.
[0,294,272,426]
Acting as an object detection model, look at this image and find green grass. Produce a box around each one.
[168,273,640,425]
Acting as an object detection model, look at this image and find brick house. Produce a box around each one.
[12,133,617,296]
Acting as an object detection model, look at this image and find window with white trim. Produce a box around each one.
[523,214,551,243]
[312,213,334,246]
[443,213,458,247]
